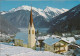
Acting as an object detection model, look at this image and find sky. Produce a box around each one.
[0,1,80,11]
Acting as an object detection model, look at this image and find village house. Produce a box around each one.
[43,37,69,54]
[0,33,11,42]
[36,34,61,50]
[14,7,36,50]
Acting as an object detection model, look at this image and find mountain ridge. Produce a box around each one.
[0,5,68,28]
[48,4,80,33]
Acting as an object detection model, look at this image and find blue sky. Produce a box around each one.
[0,1,80,11]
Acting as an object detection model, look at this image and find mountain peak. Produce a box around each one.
[9,5,32,12]
[44,6,58,12]
[1,5,68,19]
[44,6,68,13]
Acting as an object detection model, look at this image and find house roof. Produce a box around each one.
[61,37,76,43]
[74,35,80,37]
[43,37,60,46]
[37,36,49,40]
[76,39,80,45]
[15,32,28,44]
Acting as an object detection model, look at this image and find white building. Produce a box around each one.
[14,7,36,50]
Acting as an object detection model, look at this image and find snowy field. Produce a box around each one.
[0,43,65,56]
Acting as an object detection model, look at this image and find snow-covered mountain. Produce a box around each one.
[0,5,68,28]
[7,5,68,19]
[44,6,68,20]
[48,4,80,33]
[2,5,68,19]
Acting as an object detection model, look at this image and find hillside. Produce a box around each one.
[0,15,19,34]
[1,5,68,28]
[48,4,80,33]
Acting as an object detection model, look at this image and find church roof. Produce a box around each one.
[30,7,33,26]
[15,32,28,44]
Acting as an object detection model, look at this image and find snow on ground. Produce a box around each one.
[12,51,63,56]
[0,43,64,56]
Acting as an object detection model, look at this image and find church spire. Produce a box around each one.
[30,6,33,26]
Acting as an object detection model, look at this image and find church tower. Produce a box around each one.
[28,7,36,50]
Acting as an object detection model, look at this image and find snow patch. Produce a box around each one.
[60,16,67,20]
[0,43,64,56]
[1,12,7,15]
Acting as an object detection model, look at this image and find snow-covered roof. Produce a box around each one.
[51,35,60,38]
[0,34,10,41]
[37,36,49,40]
[62,33,71,37]
[43,38,60,46]
[74,35,80,37]
[61,37,76,43]
[15,32,28,44]
[76,39,80,45]
[46,34,50,37]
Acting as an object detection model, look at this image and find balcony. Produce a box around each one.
[55,50,66,53]
[54,45,66,47]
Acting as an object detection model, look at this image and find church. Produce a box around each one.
[14,7,36,50]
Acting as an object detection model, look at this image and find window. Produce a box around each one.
[32,30,34,34]
[29,30,30,34]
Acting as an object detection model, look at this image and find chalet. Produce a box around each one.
[37,35,60,48]
[43,38,69,54]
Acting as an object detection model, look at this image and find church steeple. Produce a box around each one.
[30,6,33,26]
[28,6,36,50]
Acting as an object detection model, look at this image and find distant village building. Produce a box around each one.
[43,38,69,54]
[62,33,72,37]
[61,37,76,43]
[0,33,10,42]
[14,7,36,50]
[74,35,80,39]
